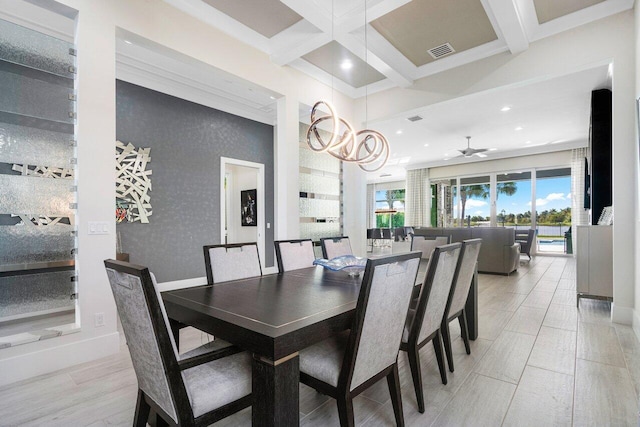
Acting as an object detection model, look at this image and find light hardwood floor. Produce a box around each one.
[1,255,639,426]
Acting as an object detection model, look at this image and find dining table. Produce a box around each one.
[162,260,477,427]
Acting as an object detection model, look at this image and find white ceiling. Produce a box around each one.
[159,0,628,184]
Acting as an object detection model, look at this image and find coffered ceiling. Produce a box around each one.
[164,0,632,98]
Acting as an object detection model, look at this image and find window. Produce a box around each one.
[375,188,405,227]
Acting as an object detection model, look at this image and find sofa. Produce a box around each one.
[413,227,520,275]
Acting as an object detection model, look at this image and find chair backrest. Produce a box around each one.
[409,243,461,344]
[274,239,316,272]
[410,235,450,260]
[320,236,353,259]
[203,243,262,284]
[515,229,535,253]
[104,260,189,424]
[340,251,421,391]
[446,239,482,318]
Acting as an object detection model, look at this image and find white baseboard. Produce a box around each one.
[0,332,120,387]
[633,309,640,343]
[611,303,634,325]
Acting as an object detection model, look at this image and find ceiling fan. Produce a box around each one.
[457,136,488,158]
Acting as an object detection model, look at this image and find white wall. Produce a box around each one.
[358,11,636,325]
[428,151,573,180]
[634,0,640,341]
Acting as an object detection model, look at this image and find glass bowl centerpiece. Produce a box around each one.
[313,255,367,277]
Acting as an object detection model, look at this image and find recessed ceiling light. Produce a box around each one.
[489,148,497,151]
[525,141,531,144]
[340,60,353,70]
[423,144,429,147]
[443,158,450,161]
[124,40,132,45]
[515,126,523,131]
[444,153,449,156]
[501,106,511,112]
[396,130,403,135]
[269,96,276,100]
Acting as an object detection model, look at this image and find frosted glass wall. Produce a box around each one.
[298,123,342,243]
[0,18,77,342]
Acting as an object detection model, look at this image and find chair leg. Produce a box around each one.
[433,332,448,385]
[387,363,405,427]
[441,320,454,373]
[459,311,471,355]
[406,345,425,413]
[156,415,169,427]
[336,396,355,427]
[133,389,151,427]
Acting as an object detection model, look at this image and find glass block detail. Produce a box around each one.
[0,225,74,265]
[0,120,73,169]
[299,198,340,218]
[300,222,341,241]
[0,67,74,124]
[299,173,340,196]
[0,175,74,217]
[0,270,75,319]
[299,146,341,174]
[0,19,75,78]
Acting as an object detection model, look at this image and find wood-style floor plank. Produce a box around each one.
[502,365,574,427]
[474,330,536,384]
[573,359,638,426]
[577,322,626,368]
[527,326,576,376]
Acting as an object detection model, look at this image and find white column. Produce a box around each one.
[274,96,300,240]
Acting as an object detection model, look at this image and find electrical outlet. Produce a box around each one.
[94,312,105,327]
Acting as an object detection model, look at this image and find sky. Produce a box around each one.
[456,176,572,218]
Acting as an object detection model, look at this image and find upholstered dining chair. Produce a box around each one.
[203,242,262,284]
[400,243,461,413]
[320,236,353,259]
[410,235,450,260]
[298,251,422,427]
[104,260,252,426]
[441,239,482,373]
[274,239,316,272]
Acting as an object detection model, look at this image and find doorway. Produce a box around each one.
[220,157,266,266]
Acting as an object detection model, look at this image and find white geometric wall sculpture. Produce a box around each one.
[115,140,152,223]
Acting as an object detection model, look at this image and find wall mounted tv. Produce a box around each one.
[583,157,590,209]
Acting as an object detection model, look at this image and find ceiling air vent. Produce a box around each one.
[428,42,455,59]
[406,115,423,122]
[380,173,392,178]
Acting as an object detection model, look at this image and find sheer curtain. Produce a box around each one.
[366,184,376,228]
[571,147,589,254]
[405,168,429,227]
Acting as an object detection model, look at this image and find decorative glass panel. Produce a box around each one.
[0,120,73,169]
[0,19,75,78]
[298,122,342,241]
[0,271,75,320]
[0,65,74,124]
[0,16,77,345]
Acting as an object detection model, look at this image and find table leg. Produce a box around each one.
[252,353,300,427]
[464,265,478,340]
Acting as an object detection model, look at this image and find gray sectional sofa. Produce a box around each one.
[413,227,520,275]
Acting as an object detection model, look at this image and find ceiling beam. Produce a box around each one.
[336,0,411,34]
[269,20,331,66]
[278,0,332,33]
[483,0,529,54]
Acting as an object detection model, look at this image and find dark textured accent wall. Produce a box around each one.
[116,81,274,282]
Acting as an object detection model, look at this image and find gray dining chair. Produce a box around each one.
[400,243,461,413]
[441,239,482,373]
[320,236,353,259]
[274,239,316,272]
[298,251,421,427]
[104,259,252,426]
[203,242,262,284]
[410,235,450,260]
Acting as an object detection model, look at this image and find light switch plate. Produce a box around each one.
[88,221,109,235]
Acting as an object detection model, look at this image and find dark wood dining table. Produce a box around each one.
[163,261,477,427]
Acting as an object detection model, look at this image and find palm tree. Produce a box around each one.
[458,182,518,224]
